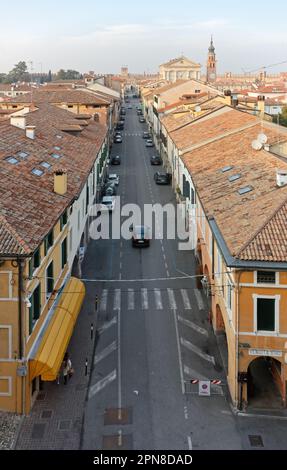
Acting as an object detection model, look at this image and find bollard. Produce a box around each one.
[85,358,88,376]
[95,295,99,312]
[91,323,94,340]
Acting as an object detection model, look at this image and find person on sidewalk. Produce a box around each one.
[62,352,73,385]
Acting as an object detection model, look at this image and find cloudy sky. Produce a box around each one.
[1,0,287,75]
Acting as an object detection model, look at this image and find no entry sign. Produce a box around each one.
[199,380,211,396]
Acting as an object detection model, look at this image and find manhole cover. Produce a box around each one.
[102,434,133,450]
[41,410,53,419]
[104,408,132,425]
[31,423,46,439]
[249,435,264,447]
[58,420,72,430]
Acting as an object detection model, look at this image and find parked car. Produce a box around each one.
[111,155,121,165]
[130,224,150,247]
[107,174,119,186]
[116,122,124,131]
[139,117,145,123]
[154,172,172,185]
[101,196,115,212]
[150,155,162,165]
[143,132,151,139]
[114,135,122,143]
[146,139,154,147]
[103,182,117,196]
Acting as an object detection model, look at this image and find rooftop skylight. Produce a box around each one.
[31,168,44,177]
[17,151,29,159]
[54,146,61,151]
[56,134,63,139]
[5,156,19,165]
[221,165,233,173]
[229,174,241,182]
[40,161,51,169]
[238,186,253,195]
[51,153,61,159]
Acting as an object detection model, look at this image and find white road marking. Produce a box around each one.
[194,288,205,310]
[88,370,117,399]
[187,436,193,450]
[98,316,117,334]
[184,405,189,420]
[94,341,117,365]
[141,288,148,310]
[113,289,121,310]
[167,288,177,310]
[181,289,192,310]
[173,309,185,395]
[128,289,135,310]
[178,315,208,336]
[100,289,108,311]
[165,262,168,271]
[166,270,170,277]
[117,308,122,420]
[181,338,215,365]
[154,288,163,310]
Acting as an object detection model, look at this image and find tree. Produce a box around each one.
[273,107,287,127]
[7,61,29,82]
[55,69,81,80]
[47,70,52,82]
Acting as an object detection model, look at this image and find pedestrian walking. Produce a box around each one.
[62,352,74,385]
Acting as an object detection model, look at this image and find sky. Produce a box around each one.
[1,0,287,75]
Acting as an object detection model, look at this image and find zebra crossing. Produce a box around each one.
[123,132,143,137]
[99,287,203,311]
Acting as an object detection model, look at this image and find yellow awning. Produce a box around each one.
[29,277,85,381]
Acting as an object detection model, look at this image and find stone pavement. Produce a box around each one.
[15,279,98,450]
[0,412,22,450]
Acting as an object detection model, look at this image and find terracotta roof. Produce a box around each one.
[0,103,107,256]
[5,89,110,106]
[154,80,188,95]
[182,120,287,262]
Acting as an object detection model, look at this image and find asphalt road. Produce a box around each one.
[81,97,287,450]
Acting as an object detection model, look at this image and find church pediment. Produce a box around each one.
[161,56,200,69]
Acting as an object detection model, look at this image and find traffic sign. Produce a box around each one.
[199,380,210,396]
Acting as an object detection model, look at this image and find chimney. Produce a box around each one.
[10,114,26,130]
[257,95,265,115]
[54,169,67,195]
[26,125,36,139]
[276,169,287,187]
[224,89,232,106]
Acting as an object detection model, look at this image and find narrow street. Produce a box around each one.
[81,97,242,450]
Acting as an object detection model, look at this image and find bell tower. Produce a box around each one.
[206,36,217,83]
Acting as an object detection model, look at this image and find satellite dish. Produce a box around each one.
[257,133,268,144]
[194,106,201,113]
[251,140,263,151]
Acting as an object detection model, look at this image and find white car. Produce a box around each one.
[108,174,119,186]
[101,196,115,212]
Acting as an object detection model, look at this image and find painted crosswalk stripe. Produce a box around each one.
[180,338,215,365]
[128,289,135,310]
[181,289,192,310]
[194,289,204,310]
[88,370,117,399]
[141,288,148,310]
[154,288,163,310]
[94,341,117,365]
[100,289,108,311]
[113,289,121,310]
[98,316,117,334]
[178,316,208,336]
[167,288,177,310]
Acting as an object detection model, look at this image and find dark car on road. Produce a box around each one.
[139,117,145,123]
[154,172,172,185]
[150,155,162,165]
[111,155,121,165]
[130,225,150,247]
[114,135,122,143]
[145,139,154,147]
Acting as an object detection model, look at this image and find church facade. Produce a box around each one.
[159,56,201,83]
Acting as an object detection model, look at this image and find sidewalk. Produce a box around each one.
[15,280,98,450]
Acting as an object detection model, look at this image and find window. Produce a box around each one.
[29,284,41,334]
[17,151,29,159]
[46,261,54,298]
[86,185,89,214]
[29,248,41,277]
[61,237,67,269]
[51,153,61,159]
[60,210,68,230]
[257,298,275,331]
[228,174,241,182]
[31,168,44,176]
[5,157,19,165]
[40,161,51,169]
[216,249,221,278]
[238,186,253,195]
[68,105,73,108]
[227,281,232,310]
[44,229,54,255]
[221,166,233,173]
[69,228,73,252]
[257,271,276,284]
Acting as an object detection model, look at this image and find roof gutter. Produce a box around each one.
[209,217,287,270]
